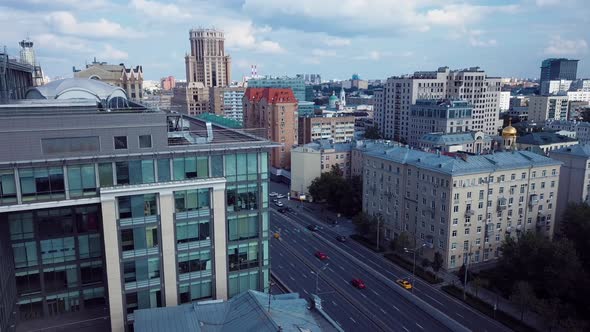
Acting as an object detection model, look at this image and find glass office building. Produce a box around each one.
[0,78,276,332]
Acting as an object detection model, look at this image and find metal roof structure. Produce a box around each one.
[551,144,590,158]
[134,290,324,332]
[419,132,492,146]
[517,132,578,145]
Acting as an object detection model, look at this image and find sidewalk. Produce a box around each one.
[433,267,550,332]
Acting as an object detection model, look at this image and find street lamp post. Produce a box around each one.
[311,263,329,295]
[376,214,382,251]
[463,249,473,301]
[404,243,426,293]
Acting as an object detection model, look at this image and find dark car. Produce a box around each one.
[278,207,287,213]
[336,235,347,242]
[307,224,319,232]
[314,251,328,260]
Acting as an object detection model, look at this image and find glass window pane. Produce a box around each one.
[173,158,184,180]
[139,135,152,148]
[197,157,208,178]
[98,163,113,187]
[129,161,142,185]
[157,159,170,182]
[211,155,223,177]
[185,157,197,178]
[115,162,129,185]
[141,160,155,183]
[114,136,127,149]
[81,165,96,191]
[247,153,257,174]
[225,155,236,177]
[67,167,82,196]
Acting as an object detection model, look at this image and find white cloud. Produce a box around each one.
[242,0,520,33]
[102,44,128,60]
[33,33,92,52]
[302,57,321,65]
[45,11,144,39]
[224,21,285,54]
[354,50,392,60]
[311,49,337,57]
[467,30,497,47]
[544,36,588,56]
[535,0,561,6]
[17,0,111,10]
[129,0,191,20]
[323,36,351,47]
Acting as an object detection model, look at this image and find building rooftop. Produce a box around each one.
[419,132,491,146]
[244,88,297,104]
[301,139,352,153]
[551,144,590,158]
[365,147,561,176]
[517,132,578,145]
[414,99,472,108]
[133,290,327,332]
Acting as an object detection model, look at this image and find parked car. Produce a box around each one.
[336,235,347,242]
[307,224,319,232]
[275,201,284,207]
[314,251,328,260]
[351,278,366,289]
[396,279,412,290]
[272,198,278,203]
[269,192,278,197]
[277,194,286,199]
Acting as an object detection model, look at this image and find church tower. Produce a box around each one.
[501,119,517,151]
[339,87,346,107]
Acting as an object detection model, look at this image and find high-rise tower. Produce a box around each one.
[185,29,231,115]
[19,39,35,66]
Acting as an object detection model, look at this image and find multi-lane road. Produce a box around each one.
[269,183,512,332]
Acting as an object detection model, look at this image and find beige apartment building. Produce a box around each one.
[549,144,590,222]
[243,88,298,169]
[290,140,352,200]
[298,115,355,145]
[362,147,561,270]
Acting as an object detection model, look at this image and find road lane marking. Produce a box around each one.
[456,313,464,318]
[328,267,335,273]
[278,265,283,269]
[349,317,357,324]
[416,290,444,306]
[301,273,307,279]
[393,305,400,311]
[339,265,345,271]
[416,323,424,330]
[402,326,409,332]
[289,276,295,281]
[290,263,295,268]
[371,290,379,296]
[380,308,387,314]
[332,301,337,306]
[360,293,367,299]
[303,289,308,295]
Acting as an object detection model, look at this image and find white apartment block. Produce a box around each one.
[375,67,502,142]
[549,145,590,222]
[499,91,511,111]
[362,147,560,270]
[528,95,569,123]
[540,80,573,95]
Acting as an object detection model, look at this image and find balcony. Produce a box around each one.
[465,209,475,217]
[529,194,539,207]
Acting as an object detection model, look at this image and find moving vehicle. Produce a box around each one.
[275,201,284,207]
[277,194,286,199]
[269,192,278,197]
[336,235,347,242]
[396,279,412,290]
[351,278,366,289]
[314,251,328,260]
[307,224,319,231]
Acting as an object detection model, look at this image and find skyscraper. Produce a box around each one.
[18,39,44,87]
[540,58,579,84]
[185,28,231,115]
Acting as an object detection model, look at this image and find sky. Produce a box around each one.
[1,0,589,82]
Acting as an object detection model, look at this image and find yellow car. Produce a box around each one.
[396,279,412,290]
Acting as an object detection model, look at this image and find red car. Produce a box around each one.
[351,278,366,289]
[315,251,328,260]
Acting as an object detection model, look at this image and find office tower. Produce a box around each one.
[243,88,298,169]
[362,147,561,270]
[74,58,144,101]
[375,67,502,141]
[407,99,474,147]
[185,29,231,116]
[540,58,579,85]
[246,76,315,116]
[528,95,569,122]
[0,78,275,332]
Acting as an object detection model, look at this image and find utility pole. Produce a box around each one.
[404,243,426,293]
[463,247,472,301]
[376,214,382,251]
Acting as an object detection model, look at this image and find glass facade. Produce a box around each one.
[19,167,65,202]
[0,169,17,205]
[3,205,105,322]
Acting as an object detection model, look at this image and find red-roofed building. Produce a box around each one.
[243,88,298,169]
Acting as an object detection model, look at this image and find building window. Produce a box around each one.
[177,250,211,276]
[120,226,159,252]
[98,163,113,187]
[116,160,155,185]
[174,156,209,180]
[176,219,210,244]
[179,280,212,303]
[117,194,158,219]
[19,167,65,202]
[228,214,259,241]
[228,242,259,272]
[139,135,152,148]
[452,230,457,237]
[114,136,128,150]
[67,164,96,198]
[0,170,17,204]
[227,184,258,212]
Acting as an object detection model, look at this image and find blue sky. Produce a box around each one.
[1,0,589,81]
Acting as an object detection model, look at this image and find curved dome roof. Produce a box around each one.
[25,78,128,104]
[502,119,517,137]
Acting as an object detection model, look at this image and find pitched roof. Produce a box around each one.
[551,144,590,158]
[244,88,297,104]
[517,132,578,145]
[419,132,491,145]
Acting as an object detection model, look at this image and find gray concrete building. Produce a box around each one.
[549,145,590,222]
[362,148,560,270]
[0,78,275,332]
[408,99,474,147]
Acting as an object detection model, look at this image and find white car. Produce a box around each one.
[269,192,278,197]
[275,201,284,207]
[277,194,286,199]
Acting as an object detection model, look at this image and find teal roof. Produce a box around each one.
[517,132,577,145]
[329,95,339,101]
[196,113,242,128]
[365,147,561,176]
[134,290,324,332]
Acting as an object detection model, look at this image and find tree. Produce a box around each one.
[421,258,430,269]
[352,212,372,237]
[510,281,536,321]
[535,298,562,332]
[472,277,489,297]
[431,252,444,281]
[364,124,381,139]
[391,231,410,253]
[560,203,590,270]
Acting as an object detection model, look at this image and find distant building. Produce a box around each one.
[550,144,590,222]
[342,74,369,90]
[298,114,355,145]
[362,147,561,270]
[243,88,298,169]
[209,86,246,122]
[350,140,401,177]
[134,290,337,332]
[568,101,590,120]
[375,66,502,141]
[248,76,306,101]
[297,73,322,85]
[540,58,579,85]
[290,140,352,199]
[517,132,578,155]
[508,107,529,122]
[0,49,34,103]
[160,76,175,91]
[540,79,572,95]
[509,95,528,109]
[418,131,492,154]
[19,39,44,86]
[499,91,511,111]
[74,58,144,101]
[528,95,569,122]
[407,99,474,147]
[184,28,231,115]
[545,120,590,144]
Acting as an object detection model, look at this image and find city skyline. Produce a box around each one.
[0,0,589,81]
